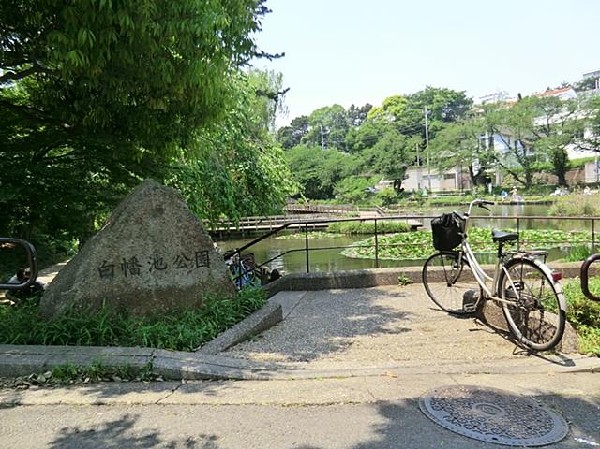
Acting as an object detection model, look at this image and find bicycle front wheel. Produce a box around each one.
[499,257,566,351]
[422,251,482,315]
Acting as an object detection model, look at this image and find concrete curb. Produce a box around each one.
[264,263,593,294]
[196,301,283,355]
[0,345,155,378]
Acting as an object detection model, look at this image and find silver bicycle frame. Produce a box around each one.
[460,240,497,298]
[457,200,566,308]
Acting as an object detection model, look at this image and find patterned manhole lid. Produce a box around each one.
[419,385,568,446]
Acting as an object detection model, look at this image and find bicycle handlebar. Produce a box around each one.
[466,198,496,216]
[580,254,600,302]
[0,237,38,291]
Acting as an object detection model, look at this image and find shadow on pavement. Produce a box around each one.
[37,392,599,449]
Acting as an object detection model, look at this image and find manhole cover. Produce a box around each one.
[419,385,568,446]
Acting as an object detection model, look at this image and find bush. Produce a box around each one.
[377,188,399,207]
[563,245,593,262]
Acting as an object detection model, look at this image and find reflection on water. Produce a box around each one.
[215,204,597,274]
[216,234,419,274]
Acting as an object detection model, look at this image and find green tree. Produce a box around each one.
[346,120,393,153]
[485,96,582,187]
[170,70,298,225]
[573,77,598,93]
[277,115,309,149]
[366,88,472,144]
[397,87,472,140]
[0,0,273,241]
[367,95,408,123]
[579,95,600,153]
[285,146,354,199]
[347,104,372,127]
[428,118,491,188]
[334,175,379,204]
[302,105,350,151]
[359,131,418,193]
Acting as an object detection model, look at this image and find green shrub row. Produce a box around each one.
[0,287,266,352]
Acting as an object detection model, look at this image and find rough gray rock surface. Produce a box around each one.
[40,179,235,318]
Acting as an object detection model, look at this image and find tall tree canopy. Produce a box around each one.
[484,95,583,187]
[0,0,281,242]
[302,105,351,151]
[170,70,297,225]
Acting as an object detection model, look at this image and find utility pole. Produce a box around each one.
[319,125,329,150]
[424,108,431,191]
[416,142,421,189]
[320,125,324,150]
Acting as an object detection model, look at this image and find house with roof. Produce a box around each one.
[533,86,578,101]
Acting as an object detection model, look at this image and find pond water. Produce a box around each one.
[215,203,597,274]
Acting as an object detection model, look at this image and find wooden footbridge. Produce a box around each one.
[206,205,424,238]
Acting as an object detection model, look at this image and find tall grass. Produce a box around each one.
[563,245,594,262]
[548,195,600,216]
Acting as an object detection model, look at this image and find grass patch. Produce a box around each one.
[563,278,600,356]
[0,287,267,352]
[327,221,410,235]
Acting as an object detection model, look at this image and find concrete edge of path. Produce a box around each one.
[1,342,598,382]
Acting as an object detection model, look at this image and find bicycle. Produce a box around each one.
[422,199,566,352]
[223,250,262,290]
[580,253,600,302]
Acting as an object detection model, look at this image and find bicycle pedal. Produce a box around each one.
[462,289,479,313]
[463,303,478,313]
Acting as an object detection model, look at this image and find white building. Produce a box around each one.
[402,166,472,193]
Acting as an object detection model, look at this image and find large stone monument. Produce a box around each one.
[40,180,236,319]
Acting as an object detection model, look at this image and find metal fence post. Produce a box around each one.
[593,218,596,253]
[374,218,379,268]
[516,217,520,251]
[304,223,310,273]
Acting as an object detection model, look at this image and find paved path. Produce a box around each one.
[227,284,595,376]
[1,282,599,448]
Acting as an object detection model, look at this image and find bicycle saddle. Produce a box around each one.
[491,229,518,243]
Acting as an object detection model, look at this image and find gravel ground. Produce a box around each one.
[224,284,543,371]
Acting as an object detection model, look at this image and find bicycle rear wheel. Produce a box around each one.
[422,251,482,315]
[499,257,566,351]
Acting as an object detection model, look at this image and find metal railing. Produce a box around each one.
[226,214,599,277]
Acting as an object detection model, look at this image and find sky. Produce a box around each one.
[252,0,600,127]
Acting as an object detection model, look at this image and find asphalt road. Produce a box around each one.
[1,373,599,449]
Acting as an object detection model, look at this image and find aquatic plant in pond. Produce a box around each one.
[276,231,345,240]
[342,228,593,260]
